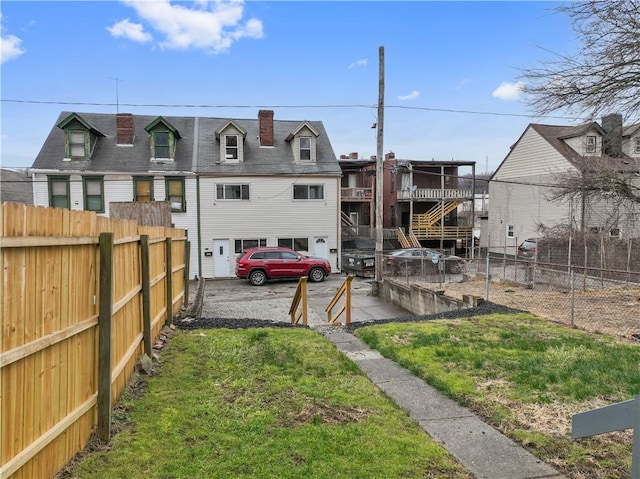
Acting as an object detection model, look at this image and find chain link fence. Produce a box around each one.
[382,238,640,340]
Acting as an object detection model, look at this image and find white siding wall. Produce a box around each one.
[623,134,640,158]
[162,177,199,279]
[493,128,575,180]
[198,175,340,278]
[564,132,602,157]
[489,128,578,254]
[32,172,49,206]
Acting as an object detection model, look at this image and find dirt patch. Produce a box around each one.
[287,401,371,426]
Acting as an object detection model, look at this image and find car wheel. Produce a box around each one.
[309,267,326,282]
[249,270,267,286]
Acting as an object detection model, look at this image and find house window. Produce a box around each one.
[635,138,640,154]
[48,176,70,209]
[83,176,104,212]
[586,136,597,153]
[293,184,324,200]
[67,129,87,159]
[234,238,267,253]
[134,177,154,202]
[166,177,185,212]
[506,224,515,238]
[299,137,311,161]
[225,135,238,160]
[153,131,171,158]
[278,238,309,251]
[216,184,249,200]
[610,228,621,239]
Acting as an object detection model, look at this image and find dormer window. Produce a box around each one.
[286,121,319,162]
[56,112,105,161]
[145,117,180,162]
[216,121,247,163]
[225,135,239,160]
[299,136,312,161]
[68,130,87,159]
[586,135,597,153]
[152,131,171,159]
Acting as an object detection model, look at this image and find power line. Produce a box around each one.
[0,98,587,121]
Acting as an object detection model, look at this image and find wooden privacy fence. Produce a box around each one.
[0,203,188,479]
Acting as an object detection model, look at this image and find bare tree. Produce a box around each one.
[546,156,640,235]
[521,0,640,120]
[547,157,640,205]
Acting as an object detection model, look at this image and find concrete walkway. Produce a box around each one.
[311,294,566,479]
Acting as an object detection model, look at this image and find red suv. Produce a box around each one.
[236,246,331,286]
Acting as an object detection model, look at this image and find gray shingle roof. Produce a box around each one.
[32,112,341,177]
[530,123,640,173]
[0,169,33,204]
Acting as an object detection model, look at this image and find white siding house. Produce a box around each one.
[198,175,339,277]
[488,114,640,254]
[30,111,342,279]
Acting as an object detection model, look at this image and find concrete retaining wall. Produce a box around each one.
[378,280,482,316]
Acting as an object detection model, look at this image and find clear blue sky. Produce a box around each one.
[1,1,578,172]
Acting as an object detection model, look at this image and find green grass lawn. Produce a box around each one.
[355,312,640,479]
[67,328,472,479]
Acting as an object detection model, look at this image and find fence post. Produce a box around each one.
[184,240,191,307]
[165,237,173,325]
[485,254,490,300]
[570,268,575,328]
[97,232,113,442]
[140,235,152,357]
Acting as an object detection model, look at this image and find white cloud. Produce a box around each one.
[492,81,525,101]
[1,14,25,64]
[397,90,420,101]
[116,0,263,53]
[348,58,367,69]
[107,19,152,43]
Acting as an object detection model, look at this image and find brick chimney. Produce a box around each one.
[601,113,623,157]
[349,152,358,159]
[385,151,396,160]
[258,110,274,147]
[116,113,135,145]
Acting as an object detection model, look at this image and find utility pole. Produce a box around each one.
[375,46,385,283]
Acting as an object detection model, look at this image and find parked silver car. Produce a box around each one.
[517,238,537,259]
[385,248,463,275]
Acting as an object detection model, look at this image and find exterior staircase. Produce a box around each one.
[409,200,473,240]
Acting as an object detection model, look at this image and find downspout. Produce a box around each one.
[337,175,341,272]
[197,176,202,278]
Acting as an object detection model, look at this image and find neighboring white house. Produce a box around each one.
[488,114,640,254]
[30,110,342,278]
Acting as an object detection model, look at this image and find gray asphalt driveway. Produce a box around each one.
[195,273,375,324]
